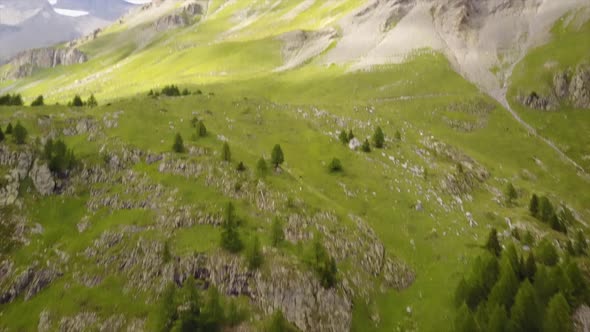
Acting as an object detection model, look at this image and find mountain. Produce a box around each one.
[0,1,589,331]
[0,0,141,63]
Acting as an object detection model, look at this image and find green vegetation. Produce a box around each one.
[0,93,23,106]
[220,202,243,253]
[221,142,231,162]
[328,158,343,173]
[271,144,284,169]
[43,138,77,175]
[31,95,44,107]
[13,122,27,145]
[373,126,385,148]
[173,133,185,153]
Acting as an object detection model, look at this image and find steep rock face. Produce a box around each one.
[153,3,203,32]
[30,160,55,196]
[570,66,590,108]
[6,47,88,79]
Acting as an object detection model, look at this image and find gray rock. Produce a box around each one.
[30,159,55,196]
[553,71,569,99]
[38,310,52,332]
[348,138,362,150]
[570,66,590,109]
[6,47,87,79]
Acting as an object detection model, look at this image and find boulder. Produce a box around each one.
[553,71,569,99]
[570,66,590,109]
[348,138,362,150]
[30,159,55,196]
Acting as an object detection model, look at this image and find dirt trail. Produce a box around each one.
[489,86,589,180]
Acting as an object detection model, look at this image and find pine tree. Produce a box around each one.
[157,283,178,332]
[372,126,385,148]
[271,144,284,169]
[13,122,27,145]
[5,123,12,134]
[176,277,201,331]
[564,260,588,306]
[505,183,517,205]
[539,196,554,222]
[311,237,338,288]
[361,139,371,152]
[31,95,44,107]
[347,129,354,142]
[72,95,84,107]
[543,293,573,332]
[339,130,349,144]
[329,158,343,173]
[246,235,263,270]
[510,280,540,332]
[487,304,509,332]
[488,256,519,310]
[454,303,477,332]
[256,157,268,177]
[265,310,296,332]
[529,194,539,217]
[0,127,4,142]
[201,286,224,332]
[236,162,246,172]
[486,228,502,257]
[220,202,242,253]
[87,94,98,107]
[523,253,537,280]
[574,230,587,256]
[172,133,185,153]
[198,121,207,137]
[221,142,231,162]
[270,217,284,247]
[536,239,558,266]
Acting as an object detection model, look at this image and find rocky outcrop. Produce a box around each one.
[570,66,590,109]
[5,47,88,79]
[154,3,203,32]
[30,160,55,196]
[0,171,20,207]
[0,266,60,304]
[523,65,590,110]
[520,91,555,111]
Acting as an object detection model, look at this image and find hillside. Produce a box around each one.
[0,0,589,331]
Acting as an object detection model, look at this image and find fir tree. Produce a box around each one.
[487,304,509,332]
[236,162,246,172]
[574,230,587,256]
[524,253,537,280]
[372,126,385,148]
[543,293,573,332]
[539,196,554,223]
[510,280,540,332]
[198,121,207,137]
[454,303,477,332]
[486,228,502,257]
[201,286,224,332]
[536,239,558,266]
[221,142,231,162]
[72,95,84,107]
[361,139,371,152]
[270,144,284,169]
[13,122,27,145]
[87,94,98,107]
[339,130,349,144]
[31,95,44,107]
[256,157,268,177]
[220,202,242,253]
[0,127,4,142]
[505,183,517,205]
[529,194,539,217]
[5,123,12,134]
[172,133,185,153]
[347,129,354,142]
[270,217,284,247]
[157,283,178,332]
[329,158,343,173]
[246,235,263,270]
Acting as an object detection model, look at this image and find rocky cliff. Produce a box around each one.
[4,47,88,79]
[520,65,590,110]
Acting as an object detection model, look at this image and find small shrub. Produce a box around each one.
[172,133,185,153]
[361,139,371,152]
[328,158,342,173]
[31,95,44,107]
[13,122,27,145]
[256,157,268,177]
